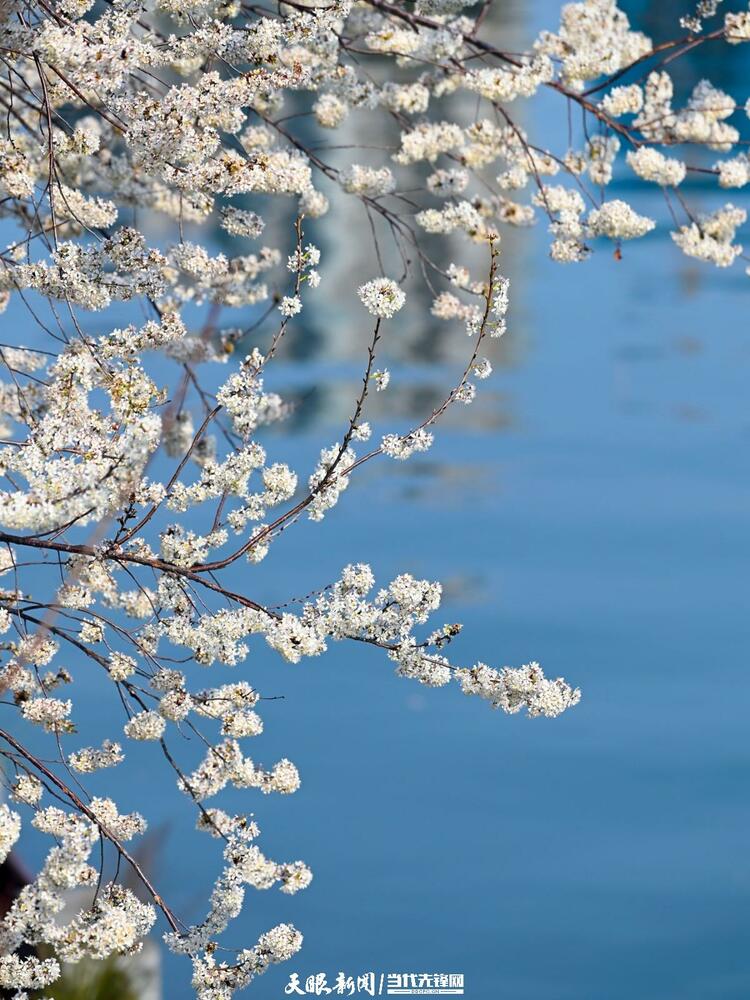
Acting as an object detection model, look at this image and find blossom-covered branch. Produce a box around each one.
[0,0,744,994]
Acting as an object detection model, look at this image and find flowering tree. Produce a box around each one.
[0,0,743,994]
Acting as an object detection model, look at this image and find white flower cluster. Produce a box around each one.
[180,742,301,801]
[0,803,156,986]
[455,662,581,717]
[165,816,310,975]
[588,200,656,241]
[601,84,643,117]
[715,153,750,189]
[725,11,750,43]
[69,740,125,774]
[0,805,21,865]
[626,148,686,187]
[535,0,651,91]
[124,711,166,742]
[671,204,746,267]
[382,429,434,461]
[341,164,396,197]
[357,278,407,319]
[10,775,42,807]
[633,74,737,151]
[21,698,73,732]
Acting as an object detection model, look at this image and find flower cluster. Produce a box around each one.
[357,278,407,319]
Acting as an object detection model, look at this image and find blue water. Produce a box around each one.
[7,2,750,997]
[218,233,750,1000]
[129,205,749,993]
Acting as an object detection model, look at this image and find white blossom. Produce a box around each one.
[69,741,124,774]
[124,711,166,742]
[10,775,42,806]
[21,698,72,731]
[588,200,656,240]
[626,147,686,187]
[340,164,396,197]
[672,204,746,266]
[372,369,391,391]
[455,661,581,717]
[357,279,406,318]
[601,84,643,117]
[0,804,21,864]
[725,11,750,42]
[279,295,303,317]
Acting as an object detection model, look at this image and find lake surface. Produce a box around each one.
[9,1,750,997]
[233,226,750,997]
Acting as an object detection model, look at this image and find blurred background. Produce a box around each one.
[6,1,750,998]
